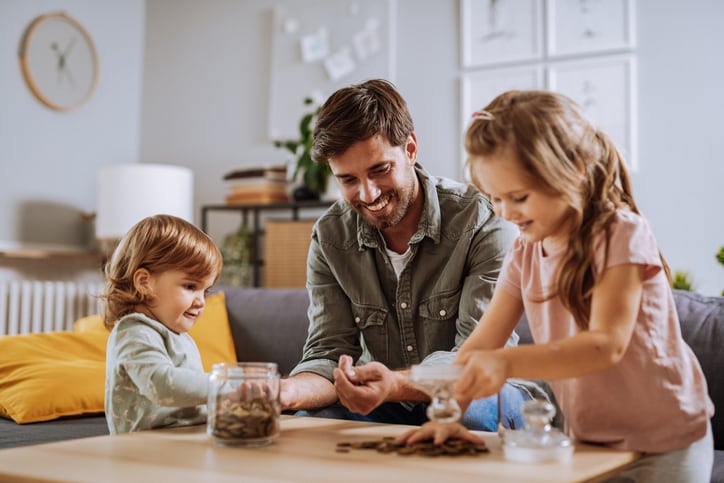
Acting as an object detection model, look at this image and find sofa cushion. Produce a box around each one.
[0,331,107,423]
[218,286,309,375]
[673,289,724,451]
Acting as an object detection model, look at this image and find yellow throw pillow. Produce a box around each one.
[0,331,108,424]
[72,314,106,333]
[188,291,237,371]
[72,291,237,372]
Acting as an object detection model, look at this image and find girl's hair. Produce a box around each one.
[102,214,223,329]
[311,78,414,163]
[466,90,669,329]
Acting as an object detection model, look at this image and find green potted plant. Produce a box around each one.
[274,97,331,201]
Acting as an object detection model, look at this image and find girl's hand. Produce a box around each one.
[454,350,509,402]
[396,421,484,446]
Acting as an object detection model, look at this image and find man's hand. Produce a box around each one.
[333,354,397,415]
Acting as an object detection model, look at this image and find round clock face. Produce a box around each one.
[19,12,99,111]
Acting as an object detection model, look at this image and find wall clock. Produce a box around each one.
[19,12,99,111]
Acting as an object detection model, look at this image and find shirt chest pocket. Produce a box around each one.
[418,291,460,321]
[418,291,460,353]
[350,303,388,360]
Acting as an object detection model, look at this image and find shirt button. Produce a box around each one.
[406,345,414,352]
[354,317,361,323]
[439,309,446,316]
[400,302,408,309]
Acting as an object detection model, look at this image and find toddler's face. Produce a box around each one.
[139,269,216,334]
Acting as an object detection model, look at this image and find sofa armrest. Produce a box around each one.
[673,289,724,450]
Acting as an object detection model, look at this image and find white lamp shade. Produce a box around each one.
[96,163,194,239]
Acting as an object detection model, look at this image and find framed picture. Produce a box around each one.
[460,65,544,177]
[546,0,636,57]
[547,55,637,170]
[460,0,543,68]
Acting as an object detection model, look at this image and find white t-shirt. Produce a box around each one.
[386,246,414,278]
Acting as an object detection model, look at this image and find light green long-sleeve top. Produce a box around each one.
[104,313,208,434]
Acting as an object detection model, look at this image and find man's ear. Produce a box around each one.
[132,268,152,295]
[405,133,418,165]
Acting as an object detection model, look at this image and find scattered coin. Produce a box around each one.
[335,437,488,457]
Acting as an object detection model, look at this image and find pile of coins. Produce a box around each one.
[211,397,278,441]
[335,436,488,457]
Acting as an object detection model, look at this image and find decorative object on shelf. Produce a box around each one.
[273,97,331,201]
[95,164,193,255]
[219,223,253,287]
[222,165,289,205]
[19,11,99,111]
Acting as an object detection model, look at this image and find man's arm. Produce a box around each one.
[280,372,338,411]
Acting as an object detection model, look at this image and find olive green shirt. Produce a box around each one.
[290,165,518,381]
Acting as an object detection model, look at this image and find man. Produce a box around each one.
[280,79,532,431]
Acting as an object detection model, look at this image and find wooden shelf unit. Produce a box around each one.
[200,200,334,287]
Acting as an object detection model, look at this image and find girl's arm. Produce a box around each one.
[455,263,644,402]
[458,284,525,354]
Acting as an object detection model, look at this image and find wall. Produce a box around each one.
[141,0,723,295]
[0,0,145,280]
[0,1,721,295]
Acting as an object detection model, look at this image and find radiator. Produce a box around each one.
[0,281,105,336]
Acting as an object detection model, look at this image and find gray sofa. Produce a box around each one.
[1,287,722,482]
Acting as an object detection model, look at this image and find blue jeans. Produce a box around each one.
[295,382,530,432]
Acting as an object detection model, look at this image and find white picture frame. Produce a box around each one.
[546,0,636,58]
[460,65,544,178]
[460,0,543,68]
[547,55,638,170]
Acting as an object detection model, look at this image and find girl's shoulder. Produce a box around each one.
[594,209,661,270]
[607,209,657,245]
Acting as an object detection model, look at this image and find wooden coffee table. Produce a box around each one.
[0,416,638,482]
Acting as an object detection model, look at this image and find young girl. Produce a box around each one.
[103,214,223,434]
[399,91,714,482]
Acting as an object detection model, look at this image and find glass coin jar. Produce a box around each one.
[410,363,462,423]
[207,362,281,447]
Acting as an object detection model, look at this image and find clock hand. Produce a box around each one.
[51,40,77,89]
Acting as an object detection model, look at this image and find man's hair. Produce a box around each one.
[102,214,222,329]
[311,79,414,163]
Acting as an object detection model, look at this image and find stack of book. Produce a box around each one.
[223,165,289,205]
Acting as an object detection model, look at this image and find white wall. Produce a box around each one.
[0,0,145,248]
[0,0,721,295]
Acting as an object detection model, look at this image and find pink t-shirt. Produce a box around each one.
[498,210,713,452]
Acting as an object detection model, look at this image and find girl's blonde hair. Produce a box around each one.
[466,90,668,329]
[102,214,223,329]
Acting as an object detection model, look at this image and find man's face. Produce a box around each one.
[328,134,418,230]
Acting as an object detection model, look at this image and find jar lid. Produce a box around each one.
[502,400,573,463]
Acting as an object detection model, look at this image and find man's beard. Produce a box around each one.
[353,178,415,230]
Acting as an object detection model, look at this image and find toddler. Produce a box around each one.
[103,214,222,434]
